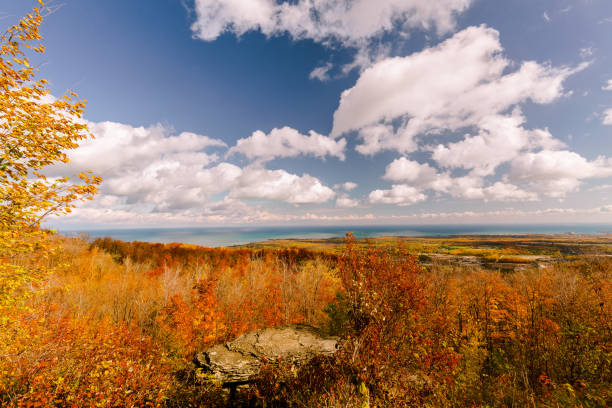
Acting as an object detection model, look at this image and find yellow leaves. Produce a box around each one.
[1,5,100,313]
[11,57,30,67]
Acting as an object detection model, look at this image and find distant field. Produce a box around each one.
[237,234,612,271]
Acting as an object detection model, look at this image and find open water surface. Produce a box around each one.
[62,224,612,248]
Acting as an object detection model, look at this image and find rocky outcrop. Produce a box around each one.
[195,324,339,385]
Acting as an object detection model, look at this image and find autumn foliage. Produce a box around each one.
[0,233,610,407]
[0,1,100,313]
[1,4,611,408]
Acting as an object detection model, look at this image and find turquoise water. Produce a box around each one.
[62,224,612,248]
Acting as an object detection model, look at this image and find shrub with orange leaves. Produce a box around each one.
[156,279,225,359]
[249,234,460,407]
[333,234,460,405]
[0,309,172,407]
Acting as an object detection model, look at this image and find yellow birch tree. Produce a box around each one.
[0,1,101,312]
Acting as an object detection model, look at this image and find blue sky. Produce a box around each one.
[4,0,612,227]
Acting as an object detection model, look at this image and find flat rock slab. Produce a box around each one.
[195,324,338,385]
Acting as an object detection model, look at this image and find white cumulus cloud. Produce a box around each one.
[326,25,606,202]
[340,182,357,191]
[483,182,538,202]
[603,109,612,125]
[52,121,226,177]
[331,25,585,147]
[49,121,338,214]
[48,121,235,211]
[229,126,346,162]
[336,195,360,208]
[383,157,439,185]
[190,0,473,44]
[381,157,541,202]
[189,0,474,76]
[229,167,335,204]
[509,150,612,197]
[369,184,427,206]
[431,112,564,177]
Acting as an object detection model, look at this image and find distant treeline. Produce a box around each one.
[90,236,339,270]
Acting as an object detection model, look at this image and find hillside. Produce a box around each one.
[1,233,610,406]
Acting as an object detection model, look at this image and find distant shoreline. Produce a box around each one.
[59,224,612,248]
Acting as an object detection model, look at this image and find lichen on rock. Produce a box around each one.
[195,324,339,385]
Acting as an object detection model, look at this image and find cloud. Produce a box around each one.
[483,182,538,202]
[604,109,612,125]
[602,79,612,91]
[369,184,427,206]
[331,25,586,145]
[579,46,594,59]
[338,42,393,76]
[336,195,360,208]
[61,200,286,226]
[51,121,225,177]
[381,157,541,202]
[405,205,612,221]
[543,11,551,22]
[49,121,337,215]
[383,165,479,200]
[442,175,486,200]
[47,121,236,211]
[229,167,335,204]
[590,184,612,192]
[340,182,357,191]
[102,161,243,211]
[310,62,333,82]
[334,183,359,207]
[355,123,419,155]
[430,112,564,177]
[189,0,475,77]
[190,0,473,45]
[229,126,346,162]
[49,122,612,227]
[509,150,612,197]
[326,25,606,202]
[334,182,358,191]
[383,157,439,186]
[55,202,612,228]
[401,148,612,201]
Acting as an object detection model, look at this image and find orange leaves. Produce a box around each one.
[91,238,341,341]
[338,233,425,334]
[330,234,454,405]
[0,310,172,407]
[156,280,225,358]
[3,234,610,406]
